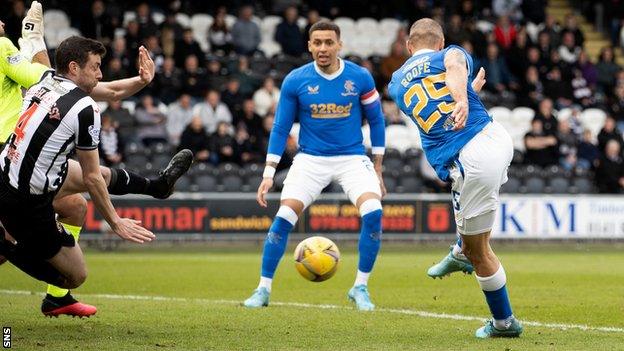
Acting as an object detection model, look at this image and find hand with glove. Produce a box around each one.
[19,1,47,62]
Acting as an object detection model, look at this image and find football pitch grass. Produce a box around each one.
[1,243,623,350]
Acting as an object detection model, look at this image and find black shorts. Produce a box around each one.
[0,177,75,259]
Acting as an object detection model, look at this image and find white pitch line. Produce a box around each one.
[1,289,623,333]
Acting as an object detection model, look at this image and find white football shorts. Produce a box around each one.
[281,153,381,207]
[448,121,514,235]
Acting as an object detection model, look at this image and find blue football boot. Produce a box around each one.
[243,287,270,308]
[475,319,523,339]
[347,285,375,311]
[427,248,474,278]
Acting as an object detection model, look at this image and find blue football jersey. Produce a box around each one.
[267,58,382,159]
[388,45,491,181]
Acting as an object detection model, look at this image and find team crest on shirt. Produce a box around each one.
[7,54,23,65]
[307,85,319,94]
[88,125,100,143]
[341,80,358,96]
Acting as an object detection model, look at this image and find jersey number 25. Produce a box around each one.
[403,73,455,133]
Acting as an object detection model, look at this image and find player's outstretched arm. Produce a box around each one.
[90,46,155,101]
[77,148,155,243]
[444,48,469,131]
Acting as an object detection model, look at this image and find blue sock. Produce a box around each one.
[483,285,513,321]
[260,216,294,278]
[358,209,383,273]
[456,237,462,248]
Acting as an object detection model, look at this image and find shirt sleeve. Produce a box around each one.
[266,73,297,163]
[444,45,473,77]
[359,69,385,154]
[0,38,49,89]
[75,101,101,150]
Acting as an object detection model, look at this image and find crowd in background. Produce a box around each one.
[3,0,624,192]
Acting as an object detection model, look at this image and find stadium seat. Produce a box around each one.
[261,15,281,32]
[511,107,535,125]
[475,20,494,33]
[399,177,423,193]
[126,154,150,172]
[334,17,355,32]
[175,13,191,28]
[524,177,545,193]
[572,177,593,193]
[489,106,512,122]
[217,163,241,176]
[174,175,193,192]
[225,14,237,28]
[548,177,569,194]
[189,162,214,176]
[324,182,342,193]
[122,11,136,27]
[511,149,524,164]
[557,107,573,121]
[501,177,521,193]
[191,14,213,35]
[383,176,397,193]
[121,100,136,115]
[44,9,70,30]
[355,17,379,34]
[152,12,165,25]
[250,56,272,75]
[297,17,308,30]
[581,108,607,137]
[243,163,264,176]
[152,142,172,155]
[378,18,402,37]
[246,175,263,190]
[383,157,403,171]
[259,41,281,58]
[151,154,172,170]
[195,174,218,191]
[221,175,244,192]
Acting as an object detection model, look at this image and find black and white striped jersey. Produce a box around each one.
[0,70,101,195]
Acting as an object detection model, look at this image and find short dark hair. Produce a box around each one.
[308,21,340,39]
[55,36,106,74]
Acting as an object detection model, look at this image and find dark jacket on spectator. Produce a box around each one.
[275,20,305,56]
[596,155,624,193]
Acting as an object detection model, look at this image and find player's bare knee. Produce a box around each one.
[280,199,305,216]
[67,267,88,289]
[100,166,112,185]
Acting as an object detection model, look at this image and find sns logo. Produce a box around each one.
[24,22,34,31]
[307,85,319,94]
[341,80,358,96]
[3,327,10,349]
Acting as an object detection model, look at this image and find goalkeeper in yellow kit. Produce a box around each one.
[0,3,193,317]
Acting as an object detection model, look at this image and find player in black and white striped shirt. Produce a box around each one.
[0,36,158,296]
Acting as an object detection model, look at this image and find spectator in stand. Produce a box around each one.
[598,115,624,153]
[558,32,581,64]
[160,26,176,58]
[144,35,164,72]
[445,15,469,46]
[231,5,261,56]
[81,0,115,45]
[193,90,233,134]
[526,46,547,77]
[521,0,546,24]
[167,93,195,146]
[596,47,622,93]
[596,140,624,193]
[571,68,593,107]
[109,37,132,74]
[493,15,517,50]
[539,14,560,47]
[544,66,574,108]
[160,13,185,42]
[99,114,123,167]
[478,43,517,94]
[154,57,183,104]
[125,20,141,73]
[577,51,598,90]
[175,29,206,68]
[208,7,233,54]
[303,9,321,43]
[232,56,261,96]
[534,98,559,135]
[458,0,478,21]
[275,6,305,57]
[380,41,410,84]
[211,121,239,164]
[566,106,584,137]
[235,127,263,164]
[252,77,280,117]
[557,119,578,170]
[135,2,158,38]
[236,99,263,140]
[561,14,585,48]
[518,66,544,108]
[537,31,554,63]
[493,0,522,21]
[103,58,128,82]
[222,78,246,117]
[464,19,487,58]
[181,55,209,99]
[135,95,168,146]
[179,116,212,163]
[578,129,600,169]
[524,119,559,167]
[104,100,135,143]
[548,49,573,79]
[382,100,405,125]
[206,58,228,91]
[507,27,530,79]
[610,84,624,129]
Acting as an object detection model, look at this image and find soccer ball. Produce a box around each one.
[293,236,340,282]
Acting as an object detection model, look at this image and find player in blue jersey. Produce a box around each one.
[388,19,523,338]
[243,21,386,311]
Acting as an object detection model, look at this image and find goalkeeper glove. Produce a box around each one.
[19,1,46,62]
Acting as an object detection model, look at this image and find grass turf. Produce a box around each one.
[1,244,623,350]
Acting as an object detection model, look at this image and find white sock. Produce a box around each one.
[494,315,515,329]
[451,243,467,260]
[354,270,370,286]
[258,276,272,292]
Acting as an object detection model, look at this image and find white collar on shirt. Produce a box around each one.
[314,57,344,80]
[411,48,435,56]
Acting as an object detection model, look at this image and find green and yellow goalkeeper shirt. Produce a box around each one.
[0,37,48,142]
